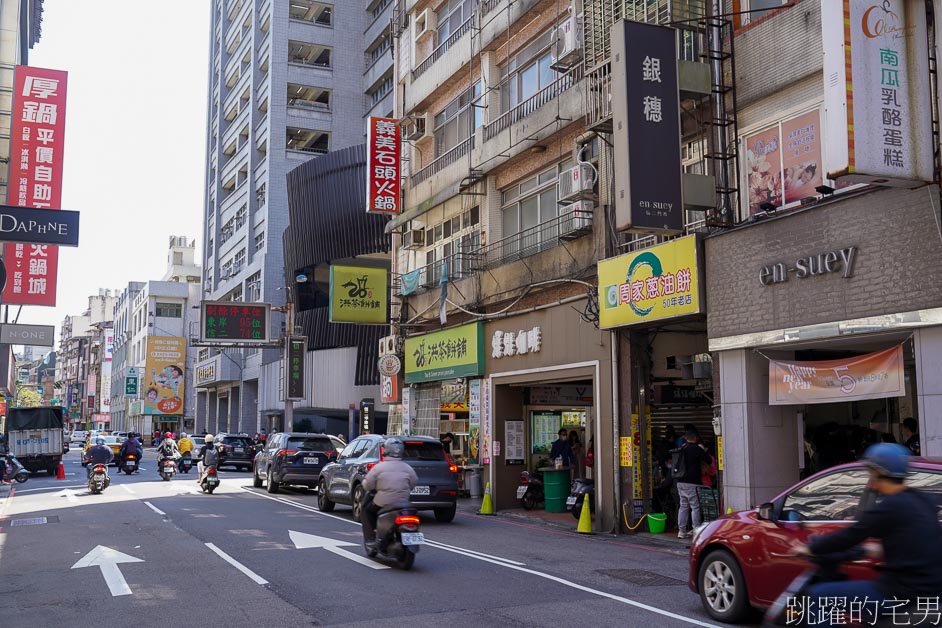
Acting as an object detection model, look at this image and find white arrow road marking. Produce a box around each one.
[205,543,268,584]
[289,530,389,570]
[58,489,78,503]
[71,546,143,597]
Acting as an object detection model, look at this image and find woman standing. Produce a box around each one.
[568,430,584,478]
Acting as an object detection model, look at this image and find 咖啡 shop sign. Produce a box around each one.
[768,345,905,406]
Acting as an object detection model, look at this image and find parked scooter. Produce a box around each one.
[363,501,424,570]
[178,452,193,474]
[3,454,30,484]
[567,477,595,519]
[516,470,544,510]
[200,465,220,494]
[122,453,139,475]
[158,457,176,481]
[87,463,110,495]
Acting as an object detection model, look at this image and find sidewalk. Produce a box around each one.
[456,496,693,551]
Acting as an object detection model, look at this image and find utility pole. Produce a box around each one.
[275,297,296,433]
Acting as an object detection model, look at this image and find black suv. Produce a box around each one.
[215,433,256,471]
[253,432,344,493]
[317,434,460,523]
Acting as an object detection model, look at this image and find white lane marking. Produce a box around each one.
[425,539,526,566]
[240,486,715,627]
[15,484,87,493]
[205,542,269,585]
[143,501,166,516]
[121,485,136,494]
[71,546,143,597]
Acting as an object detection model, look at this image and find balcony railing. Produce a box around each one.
[412,17,473,79]
[411,135,473,186]
[484,63,584,141]
[481,0,501,16]
[585,63,613,131]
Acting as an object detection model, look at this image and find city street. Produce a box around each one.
[0,448,736,628]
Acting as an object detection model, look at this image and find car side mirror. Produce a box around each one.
[757,502,776,522]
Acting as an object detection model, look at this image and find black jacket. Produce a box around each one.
[676,442,710,485]
[810,488,942,597]
[84,445,114,465]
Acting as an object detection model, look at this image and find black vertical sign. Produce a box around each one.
[285,337,306,400]
[612,20,684,234]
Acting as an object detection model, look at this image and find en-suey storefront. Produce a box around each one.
[481,302,615,532]
[706,186,942,511]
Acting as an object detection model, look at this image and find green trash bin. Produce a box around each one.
[541,467,571,513]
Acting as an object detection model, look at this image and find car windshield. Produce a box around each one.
[287,437,336,452]
[402,441,446,461]
[224,438,254,447]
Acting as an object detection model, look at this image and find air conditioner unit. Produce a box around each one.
[403,113,430,141]
[560,200,594,238]
[558,163,595,202]
[414,9,436,45]
[402,228,426,250]
[555,15,583,68]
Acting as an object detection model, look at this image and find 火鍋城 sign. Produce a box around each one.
[404,322,484,384]
[598,235,702,328]
[200,301,271,343]
[769,345,905,406]
[328,265,388,324]
[822,0,932,186]
[366,117,400,214]
[3,66,69,307]
[612,20,683,234]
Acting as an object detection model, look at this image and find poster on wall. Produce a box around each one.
[142,336,186,415]
[531,411,561,455]
[745,126,783,215]
[481,378,491,465]
[468,379,481,465]
[781,110,823,204]
[505,420,524,465]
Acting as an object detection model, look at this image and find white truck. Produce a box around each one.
[5,407,65,475]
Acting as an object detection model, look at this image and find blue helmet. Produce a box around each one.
[862,443,911,479]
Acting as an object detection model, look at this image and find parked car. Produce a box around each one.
[71,430,89,443]
[215,434,256,470]
[253,432,345,493]
[688,458,942,623]
[81,436,125,466]
[317,434,460,523]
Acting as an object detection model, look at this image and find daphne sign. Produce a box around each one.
[0,205,79,246]
[768,345,905,406]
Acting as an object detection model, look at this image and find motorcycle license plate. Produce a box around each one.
[303,456,318,465]
[566,496,577,506]
[516,486,528,499]
[126,461,136,467]
[410,486,430,495]
[401,532,424,545]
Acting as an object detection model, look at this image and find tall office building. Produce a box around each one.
[198,0,394,433]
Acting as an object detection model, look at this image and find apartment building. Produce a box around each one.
[199,0,394,433]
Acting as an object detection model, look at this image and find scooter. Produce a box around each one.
[158,457,176,481]
[567,477,595,519]
[200,465,220,494]
[178,452,193,474]
[87,463,110,495]
[122,453,139,475]
[364,502,423,570]
[516,470,544,510]
[3,454,30,484]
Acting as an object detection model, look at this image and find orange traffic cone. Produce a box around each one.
[56,462,66,480]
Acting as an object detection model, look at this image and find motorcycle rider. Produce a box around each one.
[792,443,942,624]
[177,432,195,470]
[195,434,220,484]
[360,438,417,552]
[156,431,179,473]
[84,437,114,479]
[118,432,143,473]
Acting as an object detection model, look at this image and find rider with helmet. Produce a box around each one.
[360,438,417,551]
[118,432,143,473]
[84,437,114,478]
[156,431,179,470]
[793,443,942,621]
[178,432,195,457]
[195,434,220,483]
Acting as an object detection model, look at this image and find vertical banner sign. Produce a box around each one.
[366,117,401,214]
[612,21,683,234]
[630,413,642,500]
[285,337,306,401]
[468,379,481,466]
[822,0,932,185]
[3,66,68,306]
[481,378,491,465]
[143,337,186,415]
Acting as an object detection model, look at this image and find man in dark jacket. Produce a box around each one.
[118,433,143,473]
[793,443,942,624]
[675,429,711,538]
[549,428,575,467]
[84,438,114,478]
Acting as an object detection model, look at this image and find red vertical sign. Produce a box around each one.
[3,66,68,306]
[366,117,400,214]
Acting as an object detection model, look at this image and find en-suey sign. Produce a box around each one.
[404,322,484,384]
[759,246,858,286]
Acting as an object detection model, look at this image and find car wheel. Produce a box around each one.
[352,484,366,522]
[266,469,280,494]
[252,464,263,488]
[698,549,751,623]
[434,505,457,523]
[317,479,335,512]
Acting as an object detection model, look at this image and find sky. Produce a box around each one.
[16,0,210,339]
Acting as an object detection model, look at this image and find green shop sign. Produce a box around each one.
[404,322,484,384]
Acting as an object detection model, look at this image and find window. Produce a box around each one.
[173,251,183,265]
[234,248,246,271]
[254,231,265,252]
[369,76,393,106]
[421,207,480,283]
[289,1,332,26]
[433,82,483,157]
[368,36,390,65]
[499,161,573,254]
[741,0,790,24]
[155,302,183,318]
[288,41,332,68]
[782,468,870,521]
[287,127,330,154]
[370,0,391,19]
[235,206,247,229]
[247,271,261,301]
[500,27,557,113]
[287,83,330,111]
[904,471,942,516]
[256,183,266,206]
[436,0,473,45]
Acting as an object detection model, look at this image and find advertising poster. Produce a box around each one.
[505,420,524,464]
[769,345,905,405]
[531,411,561,455]
[328,265,388,324]
[142,336,186,415]
[745,125,782,215]
[781,110,823,204]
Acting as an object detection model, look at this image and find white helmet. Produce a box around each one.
[180,432,188,439]
[204,434,214,444]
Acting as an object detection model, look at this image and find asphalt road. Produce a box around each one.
[0,447,745,627]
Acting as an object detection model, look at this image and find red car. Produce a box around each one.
[688,459,942,623]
